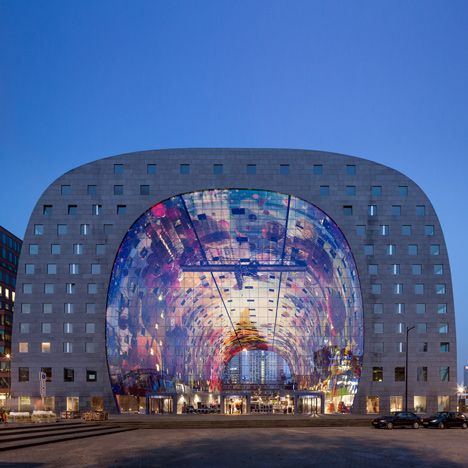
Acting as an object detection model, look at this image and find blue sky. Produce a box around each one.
[1,1,467,378]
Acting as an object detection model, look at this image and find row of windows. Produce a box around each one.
[34,224,113,236]
[373,341,447,353]
[22,283,99,295]
[19,322,96,334]
[59,162,405,180]
[18,342,96,353]
[21,303,96,314]
[372,366,450,382]
[366,395,450,414]
[0,286,15,301]
[370,283,446,295]
[29,242,106,255]
[43,204,128,216]
[343,204,427,217]
[357,224,435,236]
[372,303,447,314]
[373,321,450,335]
[363,244,442,256]
[18,367,96,383]
[368,264,443,275]
[25,263,103,275]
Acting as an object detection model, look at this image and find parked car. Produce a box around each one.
[422,412,468,429]
[372,411,424,429]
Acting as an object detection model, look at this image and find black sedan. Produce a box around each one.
[422,412,468,429]
[372,411,424,429]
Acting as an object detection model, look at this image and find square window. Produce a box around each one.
[395,367,405,382]
[412,264,422,275]
[401,225,412,236]
[43,303,52,314]
[391,205,401,216]
[439,367,450,382]
[64,323,73,333]
[371,284,382,294]
[312,164,323,175]
[29,244,39,255]
[61,185,71,195]
[86,369,97,382]
[374,342,384,353]
[140,185,150,196]
[366,396,379,414]
[319,185,329,196]
[279,164,290,175]
[436,284,446,295]
[73,244,83,255]
[437,304,447,315]
[22,304,31,314]
[394,283,403,294]
[64,368,74,382]
[87,185,97,195]
[43,205,53,215]
[40,367,52,382]
[180,164,190,174]
[19,342,29,353]
[66,283,76,295]
[88,284,97,294]
[91,264,101,275]
[380,225,389,236]
[44,283,54,294]
[147,164,157,175]
[439,323,448,334]
[416,205,426,216]
[387,244,396,255]
[41,323,51,333]
[64,303,74,314]
[391,264,400,275]
[371,186,382,197]
[25,264,35,275]
[434,264,443,275]
[390,396,403,413]
[346,164,356,175]
[395,303,405,314]
[117,205,126,215]
[417,323,427,333]
[396,322,405,334]
[343,205,353,216]
[213,164,223,175]
[86,303,96,314]
[63,342,73,353]
[346,185,356,196]
[92,205,101,216]
[374,323,384,334]
[68,205,77,215]
[430,244,440,255]
[47,264,57,275]
[34,224,44,235]
[85,342,96,353]
[114,164,124,174]
[246,164,256,175]
[23,284,32,294]
[417,366,428,382]
[69,264,79,275]
[364,244,374,255]
[368,205,377,216]
[399,185,408,197]
[20,323,29,333]
[440,342,450,353]
[425,225,435,236]
[368,264,378,275]
[51,244,61,254]
[81,224,90,235]
[41,342,51,353]
[414,396,426,413]
[96,244,106,255]
[114,185,124,195]
[372,367,383,382]
[19,367,29,382]
[57,224,67,235]
[397,341,405,353]
[85,323,95,333]
[373,304,383,314]
[408,244,418,255]
[103,224,113,234]
[356,225,365,236]
[416,304,426,314]
[415,284,424,295]
[419,342,428,352]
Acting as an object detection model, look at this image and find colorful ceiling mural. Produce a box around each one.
[106,189,363,403]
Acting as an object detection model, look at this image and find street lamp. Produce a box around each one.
[405,326,415,412]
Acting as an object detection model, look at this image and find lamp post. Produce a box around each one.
[405,326,415,412]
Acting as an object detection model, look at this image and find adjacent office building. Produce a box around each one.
[10,149,457,415]
[0,226,22,403]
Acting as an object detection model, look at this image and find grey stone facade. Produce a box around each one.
[10,149,456,414]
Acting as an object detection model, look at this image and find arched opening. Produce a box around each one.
[106,189,363,414]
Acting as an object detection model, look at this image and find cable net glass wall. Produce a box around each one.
[106,189,363,408]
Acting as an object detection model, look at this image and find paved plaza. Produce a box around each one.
[0,426,465,467]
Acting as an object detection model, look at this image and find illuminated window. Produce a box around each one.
[41,342,51,353]
[86,370,97,382]
[372,367,383,382]
[438,395,450,411]
[414,396,426,413]
[366,396,379,414]
[390,396,402,412]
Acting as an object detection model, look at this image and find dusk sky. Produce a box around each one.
[1,1,467,377]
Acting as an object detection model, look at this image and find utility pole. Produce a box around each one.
[405,326,416,412]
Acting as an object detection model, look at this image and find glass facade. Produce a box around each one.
[106,189,363,412]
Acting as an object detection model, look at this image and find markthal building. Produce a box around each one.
[10,149,457,416]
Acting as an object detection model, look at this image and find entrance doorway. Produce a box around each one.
[224,396,246,414]
[297,395,321,414]
[149,396,173,414]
